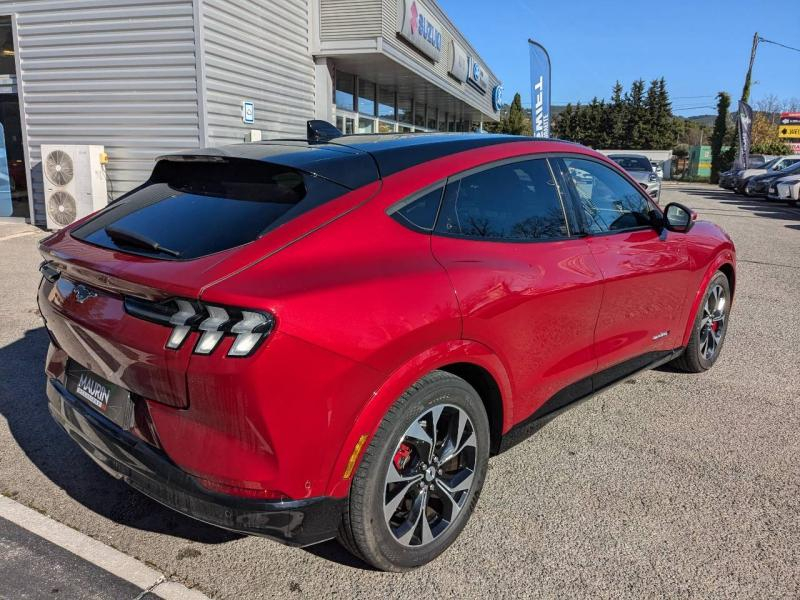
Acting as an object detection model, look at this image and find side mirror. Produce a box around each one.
[663,202,696,233]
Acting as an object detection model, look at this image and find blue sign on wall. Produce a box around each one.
[492,85,504,112]
[242,101,255,125]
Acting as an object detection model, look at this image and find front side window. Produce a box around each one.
[563,157,654,234]
[436,159,569,241]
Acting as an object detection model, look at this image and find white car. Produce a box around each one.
[774,174,800,206]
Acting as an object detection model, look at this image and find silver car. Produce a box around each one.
[608,154,661,203]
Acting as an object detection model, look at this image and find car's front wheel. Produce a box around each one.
[672,271,731,372]
[338,371,490,571]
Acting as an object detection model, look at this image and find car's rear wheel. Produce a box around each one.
[338,371,490,571]
[672,271,731,373]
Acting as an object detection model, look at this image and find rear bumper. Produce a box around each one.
[47,378,345,547]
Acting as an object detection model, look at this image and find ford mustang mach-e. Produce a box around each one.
[38,127,736,571]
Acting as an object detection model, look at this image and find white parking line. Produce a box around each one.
[0,495,209,599]
[0,230,40,242]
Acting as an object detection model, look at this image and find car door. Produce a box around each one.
[556,156,692,372]
[430,157,604,423]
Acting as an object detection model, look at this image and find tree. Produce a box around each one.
[506,92,527,135]
[624,79,646,148]
[609,81,626,148]
[710,91,731,184]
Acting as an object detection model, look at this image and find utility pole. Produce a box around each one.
[741,32,759,104]
[730,32,760,168]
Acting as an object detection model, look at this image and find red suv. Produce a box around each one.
[38,130,736,571]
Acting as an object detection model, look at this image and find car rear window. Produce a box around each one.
[71,158,349,260]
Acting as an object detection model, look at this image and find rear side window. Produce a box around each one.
[72,158,348,260]
[435,158,569,241]
[389,187,443,231]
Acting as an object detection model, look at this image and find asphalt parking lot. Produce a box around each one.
[0,183,798,599]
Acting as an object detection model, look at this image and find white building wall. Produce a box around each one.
[0,0,203,225]
[200,0,315,145]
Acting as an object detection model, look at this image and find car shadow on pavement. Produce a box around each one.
[678,188,800,222]
[0,327,241,544]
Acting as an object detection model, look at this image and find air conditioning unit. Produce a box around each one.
[42,145,107,230]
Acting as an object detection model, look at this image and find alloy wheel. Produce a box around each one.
[383,404,477,547]
[699,284,727,361]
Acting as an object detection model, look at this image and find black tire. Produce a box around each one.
[671,271,731,373]
[338,370,490,571]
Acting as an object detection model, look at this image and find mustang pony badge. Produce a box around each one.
[73,284,98,304]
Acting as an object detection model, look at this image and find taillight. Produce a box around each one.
[124,297,275,358]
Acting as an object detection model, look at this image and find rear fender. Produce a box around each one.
[325,339,512,497]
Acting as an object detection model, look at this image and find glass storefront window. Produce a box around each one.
[358,79,376,116]
[398,95,412,125]
[399,125,413,133]
[414,103,425,128]
[336,114,355,135]
[335,72,355,111]
[358,117,375,134]
[378,121,395,133]
[378,86,395,120]
[427,108,437,131]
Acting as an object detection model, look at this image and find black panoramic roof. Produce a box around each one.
[159,133,562,190]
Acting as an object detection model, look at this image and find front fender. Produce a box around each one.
[325,339,512,497]
[681,249,736,346]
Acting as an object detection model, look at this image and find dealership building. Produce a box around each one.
[0,0,502,226]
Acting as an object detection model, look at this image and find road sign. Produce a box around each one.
[778,125,800,139]
[780,112,800,125]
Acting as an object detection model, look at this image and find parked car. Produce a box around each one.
[734,155,800,194]
[38,130,736,571]
[719,169,737,189]
[607,154,661,202]
[719,155,769,189]
[767,172,800,206]
[746,161,800,197]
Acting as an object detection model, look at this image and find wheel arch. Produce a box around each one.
[681,252,736,347]
[325,340,512,497]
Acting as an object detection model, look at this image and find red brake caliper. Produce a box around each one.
[393,443,412,471]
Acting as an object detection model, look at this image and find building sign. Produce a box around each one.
[780,112,800,125]
[242,101,255,124]
[467,57,488,93]
[492,85,503,112]
[398,0,443,62]
[789,142,800,153]
[449,40,468,82]
[778,125,800,139]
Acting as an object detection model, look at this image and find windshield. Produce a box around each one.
[71,158,348,260]
[756,157,778,170]
[609,156,652,171]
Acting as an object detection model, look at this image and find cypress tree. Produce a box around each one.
[710,91,731,183]
[506,93,526,135]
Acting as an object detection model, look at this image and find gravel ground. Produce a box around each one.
[0,185,798,599]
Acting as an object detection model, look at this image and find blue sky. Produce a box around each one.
[438,0,800,116]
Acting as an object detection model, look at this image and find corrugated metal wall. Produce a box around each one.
[0,0,202,225]
[319,0,381,41]
[201,0,314,145]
